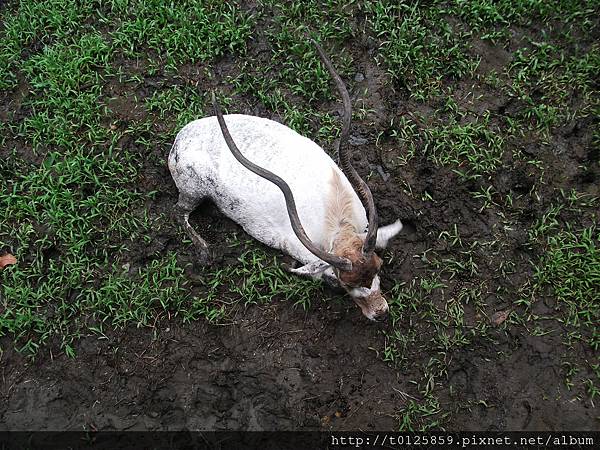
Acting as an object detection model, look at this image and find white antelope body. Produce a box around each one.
[169,40,403,320]
[171,115,368,260]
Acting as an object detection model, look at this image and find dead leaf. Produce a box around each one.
[0,253,17,270]
[491,309,511,326]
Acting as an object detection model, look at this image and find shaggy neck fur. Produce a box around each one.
[324,169,357,242]
[325,168,382,287]
[331,222,382,288]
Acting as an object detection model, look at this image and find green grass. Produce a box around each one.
[263,0,355,102]
[507,42,600,132]
[0,0,257,355]
[451,0,598,31]
[0,144,153,353]
[145,84,207,130]
[364,1,478,99]
[230,69,341,142]
[519,217,600,402]
[531,226,600,350]
[389,112,505,177]
[1,0,599,431]
[0,0,98,90]
[109,0,254,70]
[20,32,113,149]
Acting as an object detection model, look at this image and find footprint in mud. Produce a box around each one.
[191,371,296,430]
[520,400,533,429]
[449,368,469,393]
[399,218,417,242]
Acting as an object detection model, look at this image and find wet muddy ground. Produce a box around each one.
[2,294,598,431]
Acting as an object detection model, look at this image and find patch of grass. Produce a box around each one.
[0,0,97,89]
[261,0,355,42]
[109,0,254,70]
[146,84,206,131]
[180,241,328,325]
[386,272,489,368]
[0,145,153,354]
[517,195,600,400]
[19,32,113,149]
[389,111,505,176]
[364,0,478,99]
[88,252,190,328]
[397,396,443,432]
[220,1,358,145]
[1,147,143,244]
[451,0,597,30]
[261,0,355,102]
[0,250,191,355]
[395,357,450,431]
[4,0,95,46]
[531,226,600,350]
[203,244,324,310]
[381,328,417,368]
[506,42,600,131]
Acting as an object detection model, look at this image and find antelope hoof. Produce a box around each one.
[194,248,212,266]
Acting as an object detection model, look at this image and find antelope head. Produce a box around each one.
[212,39,388,321]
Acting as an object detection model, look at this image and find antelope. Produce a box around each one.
[168,39,403,320]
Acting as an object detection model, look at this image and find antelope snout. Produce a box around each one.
[371,305,389,322]
[353,292,389,322]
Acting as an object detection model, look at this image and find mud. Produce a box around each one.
[2,308,597,430]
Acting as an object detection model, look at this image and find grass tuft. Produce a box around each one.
[532,226,600,350]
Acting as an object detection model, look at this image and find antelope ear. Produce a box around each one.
[361,219,403,249]
[289,260,331,277]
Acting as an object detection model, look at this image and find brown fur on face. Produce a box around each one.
[333,231,383,288]
[325,171,383,288]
